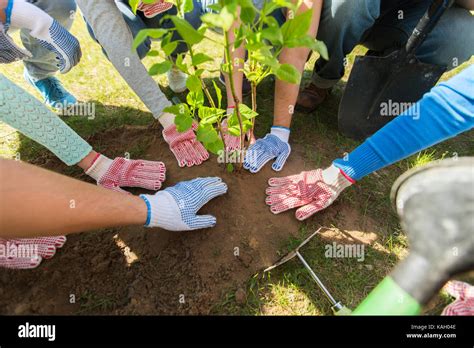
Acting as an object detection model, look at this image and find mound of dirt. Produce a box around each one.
[0,126,313,314]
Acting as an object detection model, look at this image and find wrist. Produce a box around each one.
[158,112,176,129]
[139,192,188,231]
[85,154,112,181]
[270,126,290,143]
[323,164,355,188]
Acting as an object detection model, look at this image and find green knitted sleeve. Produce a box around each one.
[0,74,92,165]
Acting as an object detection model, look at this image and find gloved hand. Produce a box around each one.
[0,236,66,269]
[0,23,32,63]
[137,0,173,18]
[86,154,166,194]
[243,126,291,173]
[160,112,209,167]
[140,177,228,231]
[442,281,474,316]
[266,164,354,220]
[222,107,241,153]
[8,0,81,73]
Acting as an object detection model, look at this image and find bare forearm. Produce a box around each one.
[456,0,474,10]
[0,159,147,238]
[274,0,323,128]
[225,8,245,106]
[0,0,7,23]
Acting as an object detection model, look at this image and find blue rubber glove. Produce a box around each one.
[140,177,228,231]
[243,126,291,173]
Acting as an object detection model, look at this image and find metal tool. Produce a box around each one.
[264,227,352,315]
[338,0,454,140]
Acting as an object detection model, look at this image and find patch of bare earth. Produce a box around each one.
[0,126,383,314]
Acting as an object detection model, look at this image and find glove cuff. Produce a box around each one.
[85,154,112,182]
[271,126,290,143]
[140,192,189,231]
[158,112,176,129]
[322,164,354,190]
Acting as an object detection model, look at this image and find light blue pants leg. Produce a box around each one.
[21,0,77,81]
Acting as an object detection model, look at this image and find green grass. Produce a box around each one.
[1,13,473,316]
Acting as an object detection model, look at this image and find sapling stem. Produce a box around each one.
[223,29,245,167]
[175,0,228,156]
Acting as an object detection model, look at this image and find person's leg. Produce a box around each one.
[297,0,382,112]
[312,0,381,88]
[21,0,77,81]
[371,2,474,71]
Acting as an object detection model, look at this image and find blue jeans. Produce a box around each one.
[21,0,77,81]
[312,0,474,88]
[86,0,207,60]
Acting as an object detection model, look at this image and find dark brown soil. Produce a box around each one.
[0,124,383,314]
[0,125,316,314]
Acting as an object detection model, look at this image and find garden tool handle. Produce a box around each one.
[405,0,454,55]
[353,277,421,315]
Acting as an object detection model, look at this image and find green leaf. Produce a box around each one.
[169,16,204,45]
[201,6,234,31]
[252,46,279,68]
[281,9,312,43]
[198,106,225,122]
[181,0,194,13]
[175,53,189,74]
[206,139,225,155]
[129,0,139,14]
[212,80,222,109]
[163,103,190,117]
[226,163,234,173]
[192,53,214,66]
[186,75,202,93]
[284,36,329,61]
[149,61,172,75]
[162,41,179,56]
[238,103,258,120]
[263,15,280,29]
[147,50,160,57]
[261,1,279,16]
[313,40,329,61]
[187,90,204,108]
[233,25,245,49]
[175,113,193,132]
[228,125,241,136]
[197,123,219,144]
[240,6,256,24]
[261,27,283,46]
[132,28,167,50]
[164,103,193,132]
[275,63,301,84]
